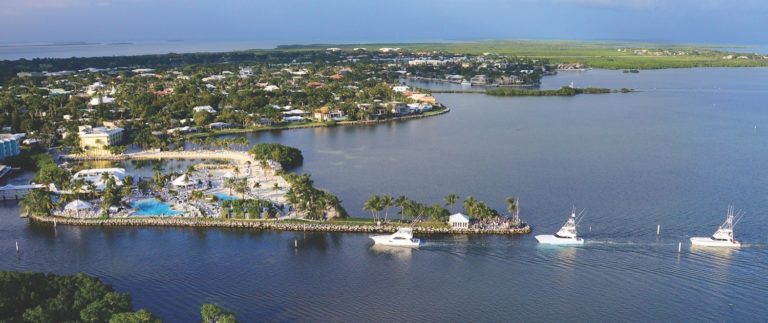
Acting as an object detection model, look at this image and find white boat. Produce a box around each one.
[690,206,742,248]
[370,227,421,248]
[460,80,471,86]
[535,208,584,245]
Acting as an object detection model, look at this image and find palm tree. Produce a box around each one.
[380,195,394,221]
[395,195,408,219]
[506,196,520,225]
[444,193,459,213]
[253,182,261,198]
[463,196,479,219]
[20,190,54,217]
[363,194,381,221]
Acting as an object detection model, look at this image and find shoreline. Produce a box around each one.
[29,215,533,235]
[183,107,451,140]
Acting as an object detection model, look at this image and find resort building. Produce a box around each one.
[77,125,124,156]
[72,168,126,191]
[449,213,471,229]
[0,133,24,160]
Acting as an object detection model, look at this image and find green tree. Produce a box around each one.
[109,310,161,323]
[20,190,54,217]
[201,303,237,323]
[444,193,459,213]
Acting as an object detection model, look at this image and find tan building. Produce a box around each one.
[78,125,124,156]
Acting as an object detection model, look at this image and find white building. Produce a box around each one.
[72,168,126,191]
[193,105,217,114]
[449,213,471,229]
[392,85,410,93]
[77,125,124,156]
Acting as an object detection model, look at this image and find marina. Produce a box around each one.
[3,68,768,321]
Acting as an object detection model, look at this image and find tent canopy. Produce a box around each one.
[172,174,195,187]
[65,200,93,210]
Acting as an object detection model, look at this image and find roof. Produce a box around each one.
[449,213,470,222]
[65,200,93,210]
[172,174,195,186]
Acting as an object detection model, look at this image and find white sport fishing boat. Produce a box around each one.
[535,208,584,245]
[690,206,742,248]
[370,227,421,248]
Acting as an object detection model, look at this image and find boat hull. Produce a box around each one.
[535,234,584,245]
[370,235,421,248]
[690,237,740,248]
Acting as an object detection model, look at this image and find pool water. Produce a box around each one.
[131,199,183,216]
[214,193,239,201]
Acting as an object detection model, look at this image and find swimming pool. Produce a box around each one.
[214,193,239,201]
[131,199,183,216]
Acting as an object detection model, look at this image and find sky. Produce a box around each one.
[0,0,766,45]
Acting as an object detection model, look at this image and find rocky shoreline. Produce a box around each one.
[30,215,532,235]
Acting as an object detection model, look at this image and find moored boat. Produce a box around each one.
[370,227,421,248]
[690,206,742,248]
[535,208,584,245]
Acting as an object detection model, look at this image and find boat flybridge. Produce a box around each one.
[535,208,585,245]
[370,227,421,248]
[690,206,742,248]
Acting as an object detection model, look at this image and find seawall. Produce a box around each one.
[30,215,532,235]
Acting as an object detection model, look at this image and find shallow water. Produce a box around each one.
[2,68,768,321]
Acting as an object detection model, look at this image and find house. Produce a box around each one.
[88,96,115,106]
[0,134,24,160]
[386,102,410,115]
[193,105,217,114]
[392,85,410,93]
[263,85,280,92]
[470,75,488,85]
[449,213,471,229]
[208,122,231,130]
[446,74,464,83]
[495,75,523,85]
[77,125,124,156]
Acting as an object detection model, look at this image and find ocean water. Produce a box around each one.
[0,40,277,60]
[2,68,768,321]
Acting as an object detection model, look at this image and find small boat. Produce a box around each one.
[535,208,584,245]
[690,206,742,248]
[460,80,471,86]
[370,227,421,248]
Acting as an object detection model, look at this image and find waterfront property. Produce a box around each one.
[0,133,24,160]
[76,125,124,156]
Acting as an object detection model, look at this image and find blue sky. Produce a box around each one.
[1,0,766,45]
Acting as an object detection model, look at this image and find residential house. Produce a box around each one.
[470,75,488,85]
[387,102,410,116]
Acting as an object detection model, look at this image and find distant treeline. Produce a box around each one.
[487,86,612,96]
[432,86,629,96]
[0,50,338,84]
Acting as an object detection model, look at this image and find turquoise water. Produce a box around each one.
[214,193,239,201]
[131,198,183,216]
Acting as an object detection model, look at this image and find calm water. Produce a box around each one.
[3,68,768,321]
[0,41,277,60]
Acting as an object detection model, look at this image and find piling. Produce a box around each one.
[677,242,682,253]
[656,224,660,235]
